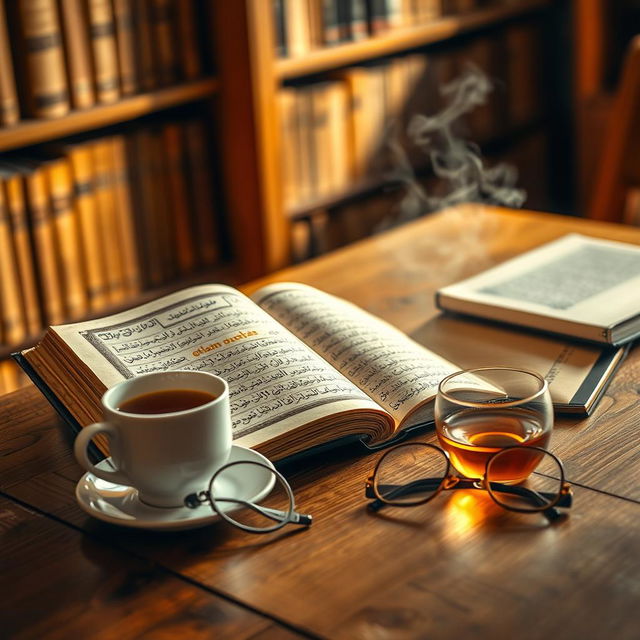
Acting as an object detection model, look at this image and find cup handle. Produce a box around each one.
[74,423,131,486]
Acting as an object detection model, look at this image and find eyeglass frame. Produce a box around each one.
[185,460,313,534]
[365,443,573,522]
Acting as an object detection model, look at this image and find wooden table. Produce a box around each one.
[2,205,640,639]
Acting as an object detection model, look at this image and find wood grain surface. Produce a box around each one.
[2,205,639,639]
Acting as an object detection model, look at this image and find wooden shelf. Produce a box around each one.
[277,0,551,80]
[0,260,238,362]
[0,78,218,153]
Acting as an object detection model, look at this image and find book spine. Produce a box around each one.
[0,179,27,344]
[325,81,351,193]
[310,84,333,199]
[108,134,141,295]
[112,0,138,95]
[368,0,390,35]
[273,0,287,57]
[131,0,156,91]
[322,0,341,46]
[23,165,67,325]
[14,0,70,118]
[278,87,302,210]
[86,0,121,103]
[349,0,369,42]
[174,0,201,79]
[2,174,42,335]
[58,0,95,109]
[183,120,219,267]
[150,0,178,86]
[45,157,89,320]
[161,122,197,276]
[67,143,109,311]
[91,138,127,303]
[295,87,314,204]
[0,0,20,125]
[127,128,164,286]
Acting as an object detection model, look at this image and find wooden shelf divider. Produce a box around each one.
[277,0,551,80]
[0,78,218,153]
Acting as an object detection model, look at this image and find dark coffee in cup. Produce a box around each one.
[116,389,217,415]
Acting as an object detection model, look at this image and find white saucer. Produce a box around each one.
[75,445,276,531]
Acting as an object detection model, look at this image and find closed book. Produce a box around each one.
[149,127,177,281]
[309,83,333,199]
[43,155,89,320]
[0,0,20,125]
[175,0,201,79]
[348,0,368,41]
[0,169,42,335]
[91,138,127,303]
[0,179,27,344]
[58,0,95,108]
[112,0,138,95]
[368,0,391,34]
[66,143,109,311]
[183,120,219,268]
[86,0,120,103]
[125,128,165,286]
[160,123,196,277]
[11,0,70,118]
[306,0,324,49]
[150,0,178,86]
[131,0,156,90]
[284,0,311,57]
[324,81,351,193]
[338,65,386,180]
[295,87,315,204]
[278,87,302,209]
[19,160,67,325]
[322,0,341,46]
[108,135,141,295]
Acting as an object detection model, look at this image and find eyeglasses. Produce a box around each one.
[185,460,312,534]
[366,443,572,522]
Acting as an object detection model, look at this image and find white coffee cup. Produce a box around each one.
[74,371,232,508]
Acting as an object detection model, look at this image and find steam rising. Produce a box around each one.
[380,64,526,229]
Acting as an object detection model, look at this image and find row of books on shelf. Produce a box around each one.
[274,0,492,58]
[0,116,221,347]
[279,25,542,211]
[0,0,207,124]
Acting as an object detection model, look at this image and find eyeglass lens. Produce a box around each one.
[374,443,449,504]
[486,448,564,512]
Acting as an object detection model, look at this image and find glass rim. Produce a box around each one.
[437,366,549,409]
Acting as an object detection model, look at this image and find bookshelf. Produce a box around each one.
[0,0,568,394]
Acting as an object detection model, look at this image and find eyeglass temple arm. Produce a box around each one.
[211,497,313,526]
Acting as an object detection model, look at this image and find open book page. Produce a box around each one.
[252,283,461,429]
[437,234,640,342]
[412,314,623,410]
[29,284,392,453]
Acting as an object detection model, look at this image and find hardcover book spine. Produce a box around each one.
[132,0,156,91]
[349,0,369,42]
[0,180,27,344]
[183,120,219,268]
[0,0,20,125]
[310,84,333,199]
[161,122,197,276]
[175,0,201,79]
[278,88,302,210]
[67,143,109,311]
[91,138,127,303]
[322,0,341,46]
[86,0,121,103]
[325,81,351,193]
[150,0,178,86]
[23,165,67,325]
[58,0,95,109]
[2,173,42,335]
[13,0,70,118]
[45,157,88,320]
[112,0,138,95]
[109,134,141,295]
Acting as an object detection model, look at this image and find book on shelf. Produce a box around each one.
[9,0,70,118]
[15,282,625,464]
[436,234,640,346]
[0,0,19,125]
[86,0,121,103]
[149,0,178,86]
[58,0,96,109]
[0,168,42,336]
[112,0,139,95]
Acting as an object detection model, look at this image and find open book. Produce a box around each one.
[436,234,640,346]
[17,282,626,462]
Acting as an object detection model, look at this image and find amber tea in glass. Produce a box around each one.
[435,368,553,481]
